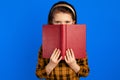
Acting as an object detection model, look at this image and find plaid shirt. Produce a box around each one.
[36,47,89,80]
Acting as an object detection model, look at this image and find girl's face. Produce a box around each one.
[52,12,75,25]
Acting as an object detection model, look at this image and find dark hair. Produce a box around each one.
[48,1,77,24]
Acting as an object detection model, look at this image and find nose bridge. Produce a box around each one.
[60,21,65,25]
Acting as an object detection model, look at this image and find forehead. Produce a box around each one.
[53,12,73,20]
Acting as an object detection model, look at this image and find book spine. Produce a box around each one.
[60,25,66,59]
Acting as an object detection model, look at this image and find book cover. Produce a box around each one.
[42,24,86,60]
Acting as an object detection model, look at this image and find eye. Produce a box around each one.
[65,21,71,23]
[55,21,61,23]
[53,21,61,24]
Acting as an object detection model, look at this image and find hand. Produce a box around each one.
[46,48,62,75]
[49,48,62,67]
[65,49,76,66]
[65,49,80,73]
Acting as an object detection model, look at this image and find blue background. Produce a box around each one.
[0,0,120,80]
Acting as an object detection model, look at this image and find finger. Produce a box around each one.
[66,49,70,60]
[58,56,62,62]
[54,49,60,58]
[70,49,75,58]
[65,51,68,61]
[55,49,61,59]
[68,49,72,58]
[51,48,57,58]
[64,56,68,63]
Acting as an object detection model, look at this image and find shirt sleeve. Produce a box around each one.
[35,47,49,78]
[76,57,90,77]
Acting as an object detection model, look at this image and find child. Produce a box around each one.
[36,1,89,80]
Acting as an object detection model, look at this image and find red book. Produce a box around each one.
[42,24,86,60]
